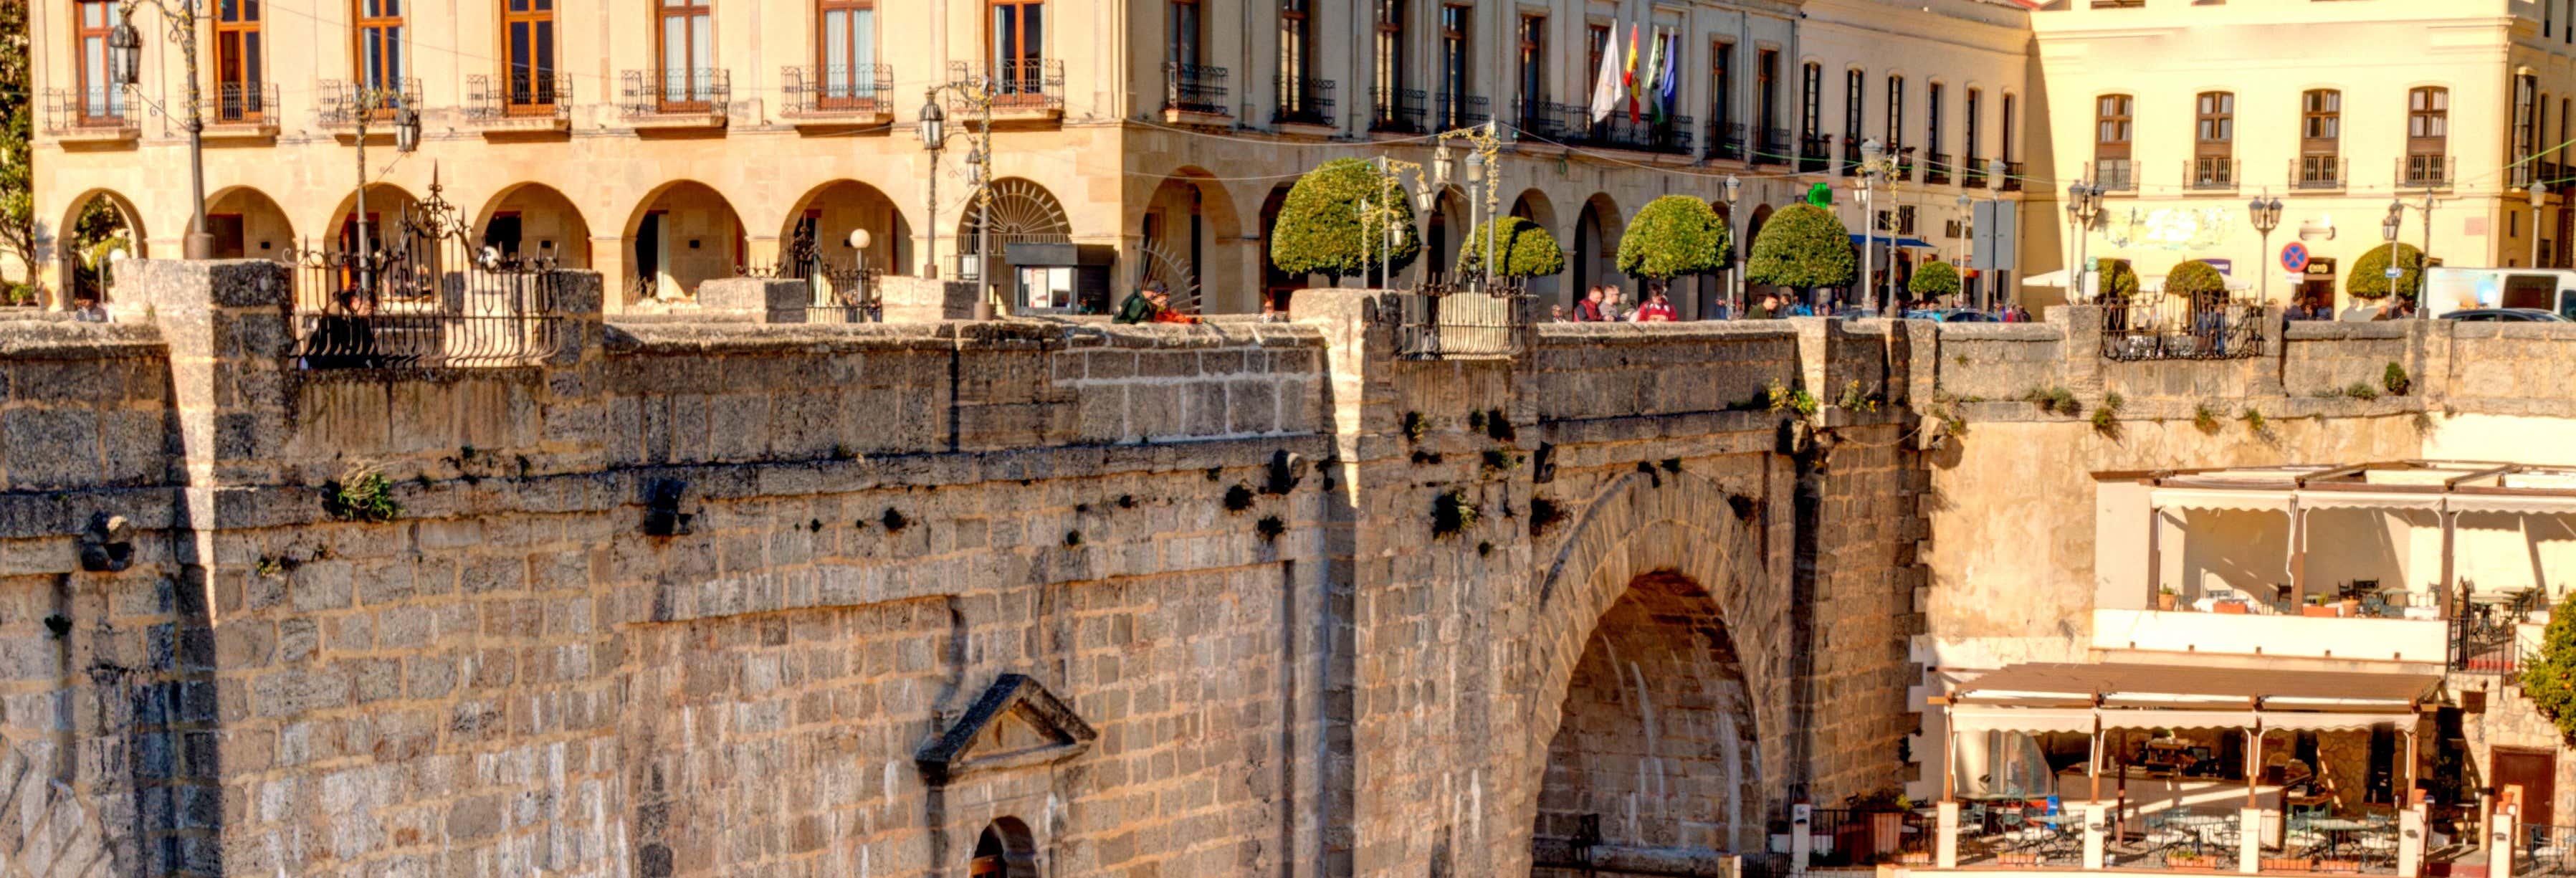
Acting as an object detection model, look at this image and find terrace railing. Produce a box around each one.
[2099,295,2265,361]
[287,181,566,369]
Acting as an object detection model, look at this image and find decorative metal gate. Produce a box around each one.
[745,226,884,323]
[289,179,566,368]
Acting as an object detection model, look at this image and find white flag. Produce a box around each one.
[1588,22,1625,124]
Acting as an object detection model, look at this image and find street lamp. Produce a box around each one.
[1722,173,1743,317]
[1433,120,1504,292]
[347,90,420,295]
[2248,192,2282,305]
[919,85,996,316]
[113,0,214,259]
[1860,138,1884,314]
[2066,181,2103,301]
[1955,193,1974,309]
[1988,158,2008,312]
[917,91,946,279]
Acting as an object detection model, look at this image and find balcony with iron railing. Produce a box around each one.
[1963,157,1988,189]
[1431,92,1489,130]
[1799,135,1833,174]
[2398,155,2453,189]
[2093,158,2134,192]
[2293,155,2346,190]
[1710,120,1746,162]
[41,87,138,143]
[2188,157,2238,191]
[1514,101,1576,143]
[1889,148,1914,182]
[1998,161,2025,191]
[1274,76,1336,128]
[1370,87,1426,133]
[201,82,282,136]
[317,78,424,130]
[781,64,893,123]
[945,59,1066,118]
[1926,152,1952,185]
[1163,63,1231,120]
[1755,128,1791,166]
[619,69,730,127]
[1843,139,1863,177]
[467,72,573,130]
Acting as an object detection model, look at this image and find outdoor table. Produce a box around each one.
[2302,818,2370,859]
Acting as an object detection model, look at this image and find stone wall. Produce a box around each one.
[1527,322,1800,419]
[1928,323,2063,404]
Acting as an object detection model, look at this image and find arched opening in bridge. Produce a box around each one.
[1534,571,1762,876]
[970,816,1038,877]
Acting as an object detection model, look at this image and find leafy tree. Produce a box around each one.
[0,0,32,303]
[1615,195,1730,280]
[2348,242,2426,301]
[1909,261,1960,298]
[1269,158,1419,282]
[2099,258,2139,300]
[2165,259,2228,300]
[1745,204,1855,293]
[1453,215,1565,279]
[2523,600,2576,743]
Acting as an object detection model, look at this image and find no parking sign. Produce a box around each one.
[2280,242,2310,273]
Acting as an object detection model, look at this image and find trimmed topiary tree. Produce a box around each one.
[1269,158,1421,282]
[1745,204,1856,296]
[2348,242,2426,301]
[1454,215,1566,279]
[2099,258,2140,300]
[2165,259,2228,300]
[1616,195,1732,280]
[1909,261,1960,299]
[2524,600,2576,743]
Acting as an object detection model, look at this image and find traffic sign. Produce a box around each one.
[2385,267,2403,280]
[2280,242,2310,272]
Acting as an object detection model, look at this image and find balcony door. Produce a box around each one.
[503,0,557,111]
[657,0,714,107]
[990,0,1046,99]
[75,0,127,121]
[818,0,877,104]
[355,0,405,95]
[215,0,263,121]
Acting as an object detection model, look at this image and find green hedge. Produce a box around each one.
[1454,216,1566,279]
[1909,261,1960,298]
[1745,204,1855,291]
[1616,195,1731,280]
[2347,242,2425,300]
[1269,158,1421,281]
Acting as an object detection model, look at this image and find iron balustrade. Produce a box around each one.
[1964,157,1989,188]
[2190,157,2239,191]
[1370,87,1426,133]
[2000,161,2026,191]
[2519,824,2576,877]
[42,87,134,133]
[1274,76,1335,126]
[1800,135,1834,173]
[1712,120,1747,161]
[316,78,422,127]
[1843,140,1864,177]
[1163,63,1231,116]
[1927,152,1952,185]
[288,182,566,370]
[742,236,886,323]
[945,59,1067,112]
[2099,295,2265,361]
[620,69,730,118]
[2400,155,2454,189]
[2450,588,2532,674]
[209,82,280,125]
[1432,92,1489,129]
[467,73,573,122]
[2295,156,2347,189]
[781,64,894,117]
[1385,285,1530,360]
[2094,158,2136,192]
[1756,128,1793,166]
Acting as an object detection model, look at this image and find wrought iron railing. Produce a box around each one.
[316,78,422,127]
[288,181,566,369]
[2400,155,2454,189]
[620,68,730,118]
[2189,157,2238,191]
[1388,286,1529,359]
[950,59,1066,111]
[1163,63,1231,115]
[2129,808,2243,871]
[1843,140,1864,177]
[1999,161,2026,191]
[1964,156,1988,188]
[1515,101,1580,142]
[2451,588,2533,674]
[1805,809,1928,867]
[467,72,572,122]
[2518,823,2576,876]
[781,64,893,117]
[1800,135,1834,173]
[2099,295,2264,361]
[743,236,885,323]
[1712,120,1747,161]
[208,82,280,125]
[2094,157,2135,192]
[1370,86,1426,133]
[1432,92,1489,130]
[1274,76,1335,126]
[1927,151,1953,184]
[43,87,135,135]
[1756,127,1792,166]
[2295,155,2347,189]
[1956,806,2084,868]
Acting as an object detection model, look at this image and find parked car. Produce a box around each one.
[1902,309,2000,323]
[2438,307,2571,323]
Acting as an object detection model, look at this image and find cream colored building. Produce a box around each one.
[2029,0,2576,311]
[26,0,2031,317]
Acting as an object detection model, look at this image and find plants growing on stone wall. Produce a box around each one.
[1431,487,1479,538]
[1909,262,1960,300]
[2521,601,2576,742]
[2348,242,2426,301]
[1528,496,1570,536]
[1256,515,1286,541]
[2023,386,2080,417]
[323,467,401,522]
[2242,407,2274,441]
[1836,381,1879,413]
[2383,362,2413,396]
[2193,403,2223,434]
[1615,195,1732,281]
[1270,158,1421,282]
[1402,411,1428,443]
[2090,393,2124,437]
[1745,204,1856,295]
[1766,381,1819,417]
[1454,216,1567,280]
[2163,260,2227,300]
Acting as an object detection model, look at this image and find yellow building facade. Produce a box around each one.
[27,0,2032,316]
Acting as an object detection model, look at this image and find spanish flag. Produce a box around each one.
[1623,27,1641,124]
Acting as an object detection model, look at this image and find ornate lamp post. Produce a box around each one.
[2248,192,2282,305]
[1860,138,1884,314]
[918,93,946,280]
[1722,173,1743,316]
[919,84,996,317]
[2065,181,2103,301]
[348,89,421,292]
[110,0,213,259]
[1433,120,1503,290]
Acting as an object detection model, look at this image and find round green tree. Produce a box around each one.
[1909,261,1960,299]
[1269,158,1421,282]
[1745,204,1856,294]
[2099,258,2140,300]
[2165,259,2228,300]
[1454,216,1566,279]
[1616,195,1732,280]
[2524,600,2576,742]
[2347,242,2426,301]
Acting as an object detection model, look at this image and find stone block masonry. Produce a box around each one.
[17,264,2567,877]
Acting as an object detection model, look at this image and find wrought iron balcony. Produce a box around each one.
[2093,158,2134,192]
[467,73,573,128]
[619,69,730,125]
[1755,128,1791,166]
[1998,161,2025,191]
[42,87,138,141]
[945,59,1066,115]
[1432,92,1489,130]
[1799,135,1833,173]
[1163,63,1230,117]
[2187,157,2237,191]
[1370,87,1426,133]
[1710,120,1746,162]
[1963,156,1988,189]
[206,82,281,128]
[1274,76,1336,127]
[2292,155,2346,190]
[1843,139,1863,177]
[1890,147,1914,182]
[316,78,423,129]
[781,64,893,120]
[1926,152,1952,185]
[2399,155,2454,189]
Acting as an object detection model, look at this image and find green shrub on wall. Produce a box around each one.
[2524,601,2576,743]
[1745,204,1856,293]
[2348,242,2425,301]
[1453,216,1567,279]
[2165,259,2228,300]
[1269,158,1421,282]
[1615,195,1732,280]
[1909,262,1960,298]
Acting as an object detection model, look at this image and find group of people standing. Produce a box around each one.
[1547,286,2035,323]
[1555,284,1681,322]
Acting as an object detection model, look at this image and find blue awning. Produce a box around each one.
[1848,234,1937,249]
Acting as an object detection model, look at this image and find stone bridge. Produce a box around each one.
[1,262,2565,877]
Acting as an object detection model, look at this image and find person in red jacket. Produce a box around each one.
[1635,286,1678,322]
[1574,287,1609,322]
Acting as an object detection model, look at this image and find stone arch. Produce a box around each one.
[972,816,1040,876]
[1426,186,1470,285]
[1257,183,1302,311]
[1136,168,1247,313]
[960,177,1072,310]
[1742,203,1779,301]
[1507,470,1788,876]
[318,183,424,255]
[472,182,593,268]
[57,189,146,306]
[1572,193,1626,297]
[778,178,911,277]
[1509,189,1562,302]
[619,180,748,302]
[194,185,294,260]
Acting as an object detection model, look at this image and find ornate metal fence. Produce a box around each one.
[743,233,884,323]
[2099,295,2266,361]
[289,181,566,369]
[1386,281,1531,360]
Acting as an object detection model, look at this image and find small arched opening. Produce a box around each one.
[196,186,295,261]
[970,816,1039,877]
[622,180,748,302]
[474,183,594,269]
[58,189,146,305]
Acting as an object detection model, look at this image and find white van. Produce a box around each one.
[2423,267,2576,318]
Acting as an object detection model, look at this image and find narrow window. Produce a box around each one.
[2300,88,2340,186]
[1710,40,1732,130]
[2094,92,2131,189]
[1926,82,1943,163]
[990,0,1046,98]
[1516,15,1543,111]
[2193,91,2232,187]
[2407,86,2447,186]
[1964,87,1982,168]
[355,0,405,109]
[215,0,264,121]
[1756,49,1778,140]
[657,0,714,106]
[1374,0,1405,100]
[2000,93,2016,162]
[75,0,126,120]
[504,0,558,112]
[1168,0,1199,65]
[1437,4,1469,126]
[1885,75,1905,149]
[819,0,877,105]
[1843,68,1863,150]
[1800,62,1822,143]
[1280,0,1312,118]
[2517,73,2538,186]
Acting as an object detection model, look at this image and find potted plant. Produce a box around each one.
[1269,158,1421,285]
[1616,195,1732,290]
[2214,600,2249,615]
[2165,851,2220,870]
[2303,595,2341,618]
[2340,592,2363,618]
[2159,586,2179,611]
[2261,856,2315,872]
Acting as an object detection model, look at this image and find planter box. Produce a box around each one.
[2215,601,2251,615]
[2167,854,2222,870]
[2262,856,2317,872]
[2301,605,2342,618]
[1998,852,2043,867]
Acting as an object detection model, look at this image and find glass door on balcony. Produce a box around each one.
[990,0,1045,101]
[2301,89,2341,187]
[1436,4,1468,128]
[504,0,557,112]
[2195,91,2233,188]
[75,0,127,121]
[216,0,263,121]
[2408,87,2448,187]
[819,0,877,105]
[356,0,405,105]
[657,0,713,108]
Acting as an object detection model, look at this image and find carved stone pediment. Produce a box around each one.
[915,674,1096,787]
